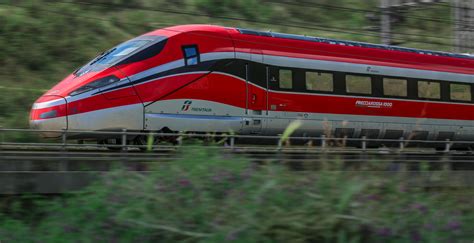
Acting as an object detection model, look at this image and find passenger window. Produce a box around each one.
[383,78,407,97]
[279,69,293,89]
[346,75,372,94]
[306,72,333,92]
[418,81,440,99]
[450,83,471,101]
[182,45,199,66]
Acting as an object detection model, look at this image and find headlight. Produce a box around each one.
[39,110,58,119]
[69,75,120,96]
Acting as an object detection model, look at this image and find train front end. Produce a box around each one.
[30,94,68,137]
[30,33,170,138]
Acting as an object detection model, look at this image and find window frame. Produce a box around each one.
[417,80,441,100]
[382,77,408,98]
[278,68,294,90]
[181,45,200,66]
[264,66,474,104]
[449,82,472,102]
[345,74,373,95]
[305,71,334,93]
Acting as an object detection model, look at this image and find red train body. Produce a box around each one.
[30,25,474,145]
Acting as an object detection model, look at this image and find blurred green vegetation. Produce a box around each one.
[0,0,453,129]
[0,146,472,242]
[0,3,470,241]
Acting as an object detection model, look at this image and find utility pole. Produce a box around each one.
[378,0,448,46]
[453,0,474,53]
[380,0,392,45]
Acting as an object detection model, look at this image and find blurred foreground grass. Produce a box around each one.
[0,146,472,242]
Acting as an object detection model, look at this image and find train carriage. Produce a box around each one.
[30,25,474,147]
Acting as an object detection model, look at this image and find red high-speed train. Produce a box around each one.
[30,25,474,147]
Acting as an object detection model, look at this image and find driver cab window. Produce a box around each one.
[182,45,200,66]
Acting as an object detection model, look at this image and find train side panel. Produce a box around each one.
[228,29,474,141]
[140,30,246,132]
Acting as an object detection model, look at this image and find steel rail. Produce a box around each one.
[0,170,472,174]
[0,140,466,148]
[3,150,471,157]
[2,158,472,164]
[2,152,474,163]
[1,149,471,157]
[3,128,474,144]
[0,146,464,157]
[1,128,473,156]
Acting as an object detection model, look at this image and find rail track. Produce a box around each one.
[1,128,473,194]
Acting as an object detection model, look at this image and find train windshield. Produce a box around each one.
[74,36,165,77]
[92,40,150,65]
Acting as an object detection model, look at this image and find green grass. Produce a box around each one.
[0,146,472,242]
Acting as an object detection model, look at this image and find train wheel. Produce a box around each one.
[134,135,180,151]
[159,127,179,145]
[98,138,123,151]
[134,135,159,151]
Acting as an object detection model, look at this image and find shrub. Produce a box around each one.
[0,146,472,242]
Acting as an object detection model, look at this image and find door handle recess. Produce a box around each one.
[251,94,257,104]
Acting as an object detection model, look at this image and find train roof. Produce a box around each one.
[151,25,473,61]
[236,28,474,61]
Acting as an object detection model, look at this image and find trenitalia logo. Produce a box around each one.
[180,100,213,113]
[355,100,393,109]
[181,100,192,111]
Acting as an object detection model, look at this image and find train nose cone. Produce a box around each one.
[30,95,68,138]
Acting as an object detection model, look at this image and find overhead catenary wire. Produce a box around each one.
[0,3,169,29]
[267,0,474,27]
[0,1,460,48]
[1,2,465,83]
[432,1,474,11]
[267,0,473,53]
[0,0,472,64]
[0,1,470,53]
[266,1,469,42]
[52,0,448,40]
[39,0,468,49]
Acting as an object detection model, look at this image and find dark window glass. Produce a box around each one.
[450,83,471,101]
[383,78,407,97]
[306,72,333,92]
[118,39,168,65]
[94,40,151,65]
[74,36,166,77]
[185,48,197,57]
[418,81,440,99]
[279,69,293,89]
[346,75,372,94]
[182,45,200,66]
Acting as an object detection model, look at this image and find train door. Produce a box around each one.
[244,50,267,134]
[265,66,295,135]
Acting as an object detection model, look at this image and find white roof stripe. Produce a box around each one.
[32,98,66,109]
[234,52,473,83]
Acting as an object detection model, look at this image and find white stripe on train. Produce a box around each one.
[32,98,66,109]
[36,50,473,109]
[234,52,473,83]
[71,49,474,104]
